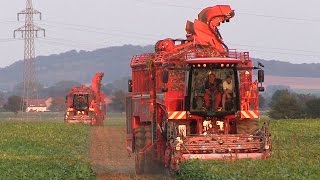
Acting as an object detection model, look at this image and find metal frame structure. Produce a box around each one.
[14,0,45,113]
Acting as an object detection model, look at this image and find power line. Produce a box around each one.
[0,38,17,42]
[240,48,320,58]
[38,22,160,41]
[43,20,160,38]
[229,43,320,54]
[239,12,320,23]
[4,19,320,58]
[133,0,320,23]
[38,37,108,48]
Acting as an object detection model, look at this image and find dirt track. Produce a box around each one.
[90,126,171,180]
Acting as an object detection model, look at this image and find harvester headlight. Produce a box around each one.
[265,145,270,150]
[226,64,230,67]
[175,137,183,151]
[203,64,207,67]
[197,64,201,67]
[221,64,224,67]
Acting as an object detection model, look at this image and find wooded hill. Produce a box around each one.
[1,44,319,91]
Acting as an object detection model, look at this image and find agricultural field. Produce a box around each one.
[0,112,94,179]
[1,112,319,179]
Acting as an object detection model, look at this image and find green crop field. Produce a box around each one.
[0,113,94,179]
[1,112,319,179]
[178,119,320,180]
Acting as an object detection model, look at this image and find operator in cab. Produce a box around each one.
[222,75,234,110]
[204,71,223,111]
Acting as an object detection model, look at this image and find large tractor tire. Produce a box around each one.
[135,126,146,175]
[144,125,166,174]
[144,125,152,145]
[144,125,155,173]
[97,114,105,126]
[135,152,145,175]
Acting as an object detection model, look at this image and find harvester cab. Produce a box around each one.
[187,60,239,116]
[73,94,89,112]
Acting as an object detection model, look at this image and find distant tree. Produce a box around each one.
[266,85,290,97]
[102,83,116,96]
[112,77,131,91]
[305,98,320,118]
[3,95,25,114]
[12,81,44,97]
[47,81,81,97]
[102,77,131,96]
[48,96,67,112]
[0,92,6,110]
[109,90,126,112]
[268,89,303,119]
[259,94,266,109]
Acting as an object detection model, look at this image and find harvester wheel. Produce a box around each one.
[96,114,105,126]
[135,126,146,174]
[144,125,155,173]
[167,166,177,176]
[144,125,152,145]
[135,127,145,149]
[96,120,104,126]
[135,152,145,175]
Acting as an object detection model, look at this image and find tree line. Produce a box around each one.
[267,89,320,119]
[0,78,129,114]
[2,80,320,119]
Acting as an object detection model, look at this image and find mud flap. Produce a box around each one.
[236,119,259,134]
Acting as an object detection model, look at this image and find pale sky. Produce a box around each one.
[0,0,319,68]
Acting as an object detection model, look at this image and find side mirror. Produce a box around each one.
[258,69,264,83]
[161,87,168,92]
[162,70,169,83]
[128,80,132,92]
[258,87,265,92]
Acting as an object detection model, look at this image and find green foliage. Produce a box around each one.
[305,98,320,118]
[268,89,303,119]
[269,89,320,119]
[0,122,94,179]
[12,82,44,97]
[259,94,266,109]
[49,96,67,112]
[109,90,126,112]
[3,95,25,114]
[178,119,320,179]
[46,80,81,97]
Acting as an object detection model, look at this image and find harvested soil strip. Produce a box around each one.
[89,126,171,180]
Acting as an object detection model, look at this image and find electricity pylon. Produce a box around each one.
[14,0,45,114]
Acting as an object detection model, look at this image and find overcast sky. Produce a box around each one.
[0,0,319,68]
